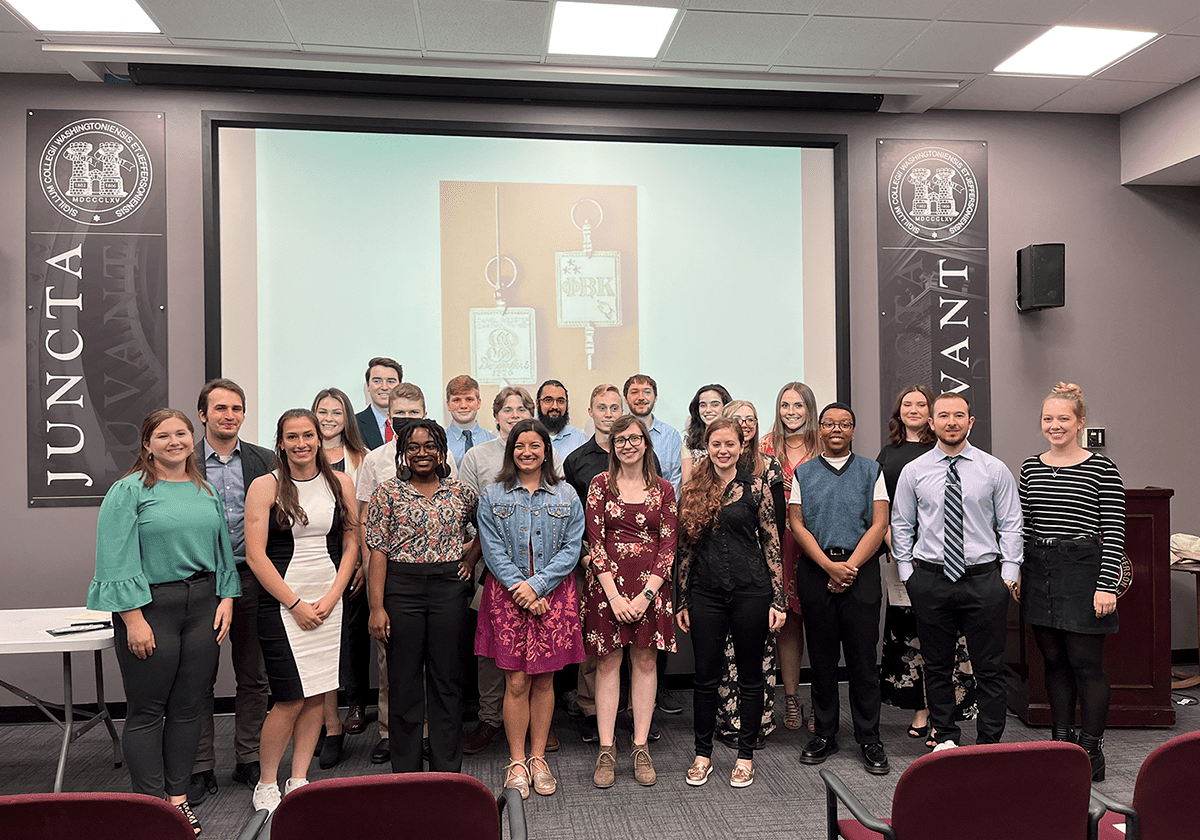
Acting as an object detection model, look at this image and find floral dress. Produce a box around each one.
[582,474,678,654]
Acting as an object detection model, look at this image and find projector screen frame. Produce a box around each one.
[200,109,851,403]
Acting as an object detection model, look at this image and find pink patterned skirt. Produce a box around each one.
[475,573,585,675]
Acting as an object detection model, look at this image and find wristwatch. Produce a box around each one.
[642,588,656,602]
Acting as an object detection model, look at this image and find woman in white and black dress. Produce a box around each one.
[1020,382,1124,782]
[245,409,358,812]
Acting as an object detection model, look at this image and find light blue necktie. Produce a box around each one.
[943,455,965,582]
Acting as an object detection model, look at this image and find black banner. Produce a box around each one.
[26,111,168,507]
[877,139,990,450]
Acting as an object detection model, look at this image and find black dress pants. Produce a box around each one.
[798,555,882,744]
[384,562,470,773]
[907,561,1008,745]
[341,584,371,707]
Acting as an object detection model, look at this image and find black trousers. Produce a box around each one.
[384,562,470,773]
[798,555,882,744]
[689,585,771,761]
[341,584,371,707]
[114,574,221,797]
[907,561,1009,745]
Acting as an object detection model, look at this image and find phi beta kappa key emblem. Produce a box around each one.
[556,198,621,370]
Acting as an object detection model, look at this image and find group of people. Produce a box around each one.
[89,353,1125,834]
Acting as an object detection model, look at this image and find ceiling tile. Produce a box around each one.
[1036,77,1175,112]
[885,21,1044,73]
[939,73,1079,110]
[419,0,547,54]
[141,0,293,42]
[282,0,420,50]
[666,10,804,64]
[941,0,1087,26]
[814,0,955,20]
[1066,0,1199,32]
[768,64,876,75]
[775,16,927,69]
[1097,35,1200,83]
[0,33,62,71]
[425,50,540,62]
[688,0,823,11]
[1175,14,1200,35]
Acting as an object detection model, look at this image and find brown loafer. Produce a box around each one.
[545,729,560,753]
[731,761,754,788]
[343,705,366,735]
[528,755,557,796]
[464,721,502,755]
[593,745,616,788]
[685,758,712,787]
[632,743,656,786]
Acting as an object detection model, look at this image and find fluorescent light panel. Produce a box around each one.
[995,25,1155,76]
[7,0,159,33]
[549,1,678,59]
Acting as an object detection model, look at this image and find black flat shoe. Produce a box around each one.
[231,762,260,787]
[185,771,217,807]
[370,738,391,764]
[799,735,839,765]
[861,742,890,775]
[318,733,345,769]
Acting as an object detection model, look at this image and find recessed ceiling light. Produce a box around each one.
[995,26,1155,76]
[8,0,159,33]
[549,1,678,59]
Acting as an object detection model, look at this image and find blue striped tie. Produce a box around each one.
[943,455,965,582]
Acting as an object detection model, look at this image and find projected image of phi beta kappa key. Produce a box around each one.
[556,199,622,370]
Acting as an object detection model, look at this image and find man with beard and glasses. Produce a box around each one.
[537,380,588,459]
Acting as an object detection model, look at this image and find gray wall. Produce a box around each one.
[4,74,1199,704]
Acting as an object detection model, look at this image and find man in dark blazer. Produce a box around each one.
[187,378,276,805]
[355,356,403,450]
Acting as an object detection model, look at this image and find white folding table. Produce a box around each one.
[0,606,123,791]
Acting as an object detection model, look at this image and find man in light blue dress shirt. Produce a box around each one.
[891,392,1022,749]
[623,374,683,494]
[444,374,494,464]
[537,379,588,459]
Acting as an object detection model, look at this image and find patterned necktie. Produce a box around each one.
[463,429,474,453]
[384,421,393,443]
[943,455,965,582]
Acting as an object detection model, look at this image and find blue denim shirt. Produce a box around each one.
[478,479,584,599]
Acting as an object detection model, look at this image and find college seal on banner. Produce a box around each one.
[887,146,978,242]
[40,118,154,226]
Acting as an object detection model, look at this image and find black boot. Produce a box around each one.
[1078,732,1106,782]
[1050,724,1075,743]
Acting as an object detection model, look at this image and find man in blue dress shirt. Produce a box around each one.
[537,379,588,459]
[444,374,494,464]
[890,392,1022,749]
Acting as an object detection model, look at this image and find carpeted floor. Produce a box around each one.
[2,685,1196,839]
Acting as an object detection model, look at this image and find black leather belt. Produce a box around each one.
[914,559,999,576]
[1031,535,1099,548]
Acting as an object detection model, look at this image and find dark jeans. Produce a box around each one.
[689,585,771,760]
[114,573,221,797]
[907,561,1009,745]
[195,564,268,770]
[384,562,470,773]
[799,556,883,744]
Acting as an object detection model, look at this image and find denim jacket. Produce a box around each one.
[478,479,584,599]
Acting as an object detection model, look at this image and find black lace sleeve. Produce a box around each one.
[754,477,785,611]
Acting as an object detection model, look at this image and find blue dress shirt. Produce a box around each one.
[646,416,683,494]
[203,438,247,561]
[548,425,589,460]
[447,421,494,465]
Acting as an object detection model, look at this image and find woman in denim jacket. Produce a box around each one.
[476,418,585,799]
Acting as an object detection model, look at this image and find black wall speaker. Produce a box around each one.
[1017,243,1065,312]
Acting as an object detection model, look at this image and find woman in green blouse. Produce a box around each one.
[88,408,240,836]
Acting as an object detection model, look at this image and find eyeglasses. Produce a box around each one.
[539,396,567,406]
[613,434,644,449]
[820,421,855,430]
[404,442,441,455]
[731,415,757,425]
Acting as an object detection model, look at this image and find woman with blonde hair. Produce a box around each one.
[1020,382,1124,781]
[759,382,819,731]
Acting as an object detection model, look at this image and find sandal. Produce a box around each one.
[175,802,201,836]
[808,710,816,734]
[528,755,557,796]
[925,730,938,750]
[685,758,713,787]
[907,723,930,739]
[504,759,530,800]
[783,695,803,730]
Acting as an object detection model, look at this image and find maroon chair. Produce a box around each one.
[0,792,195,840]
[1093,730,1200,840]
[821,741,1098,840]
[269,772,526,840]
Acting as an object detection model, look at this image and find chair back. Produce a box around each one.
[1131,730,1200,840]
[0,792,195,840]
[271,773,502,840]
[890,742,1093,840]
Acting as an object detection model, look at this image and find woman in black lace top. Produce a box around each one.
[675,418,785,790]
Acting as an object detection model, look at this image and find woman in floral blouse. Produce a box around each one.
[583,414,678,789]
[366,419,479,774]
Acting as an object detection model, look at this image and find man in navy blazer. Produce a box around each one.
[188,379,277,804]
[355,356,403,450]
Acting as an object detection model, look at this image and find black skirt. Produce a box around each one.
[1023,539,1118,634]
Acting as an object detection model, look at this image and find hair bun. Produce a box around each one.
[1051,382,1082,397]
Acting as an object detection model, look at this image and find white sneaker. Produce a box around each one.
[931,740,959,753]
[283,778,309,796]
[251,781,282,812]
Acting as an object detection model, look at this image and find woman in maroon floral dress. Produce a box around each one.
[583,415,678,788]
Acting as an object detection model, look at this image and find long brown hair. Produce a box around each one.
[887,384,936,447]
[126,408,210,493]
[768,381,819,465]
[684,383,732,451]
[312,387,368,469]
[679,417,743,540]
[272,409,354,530]
[606,415,659,489]
[496,419,560,490]
[722,400,765,478]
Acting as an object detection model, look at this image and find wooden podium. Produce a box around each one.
[1006,488,1176,727]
